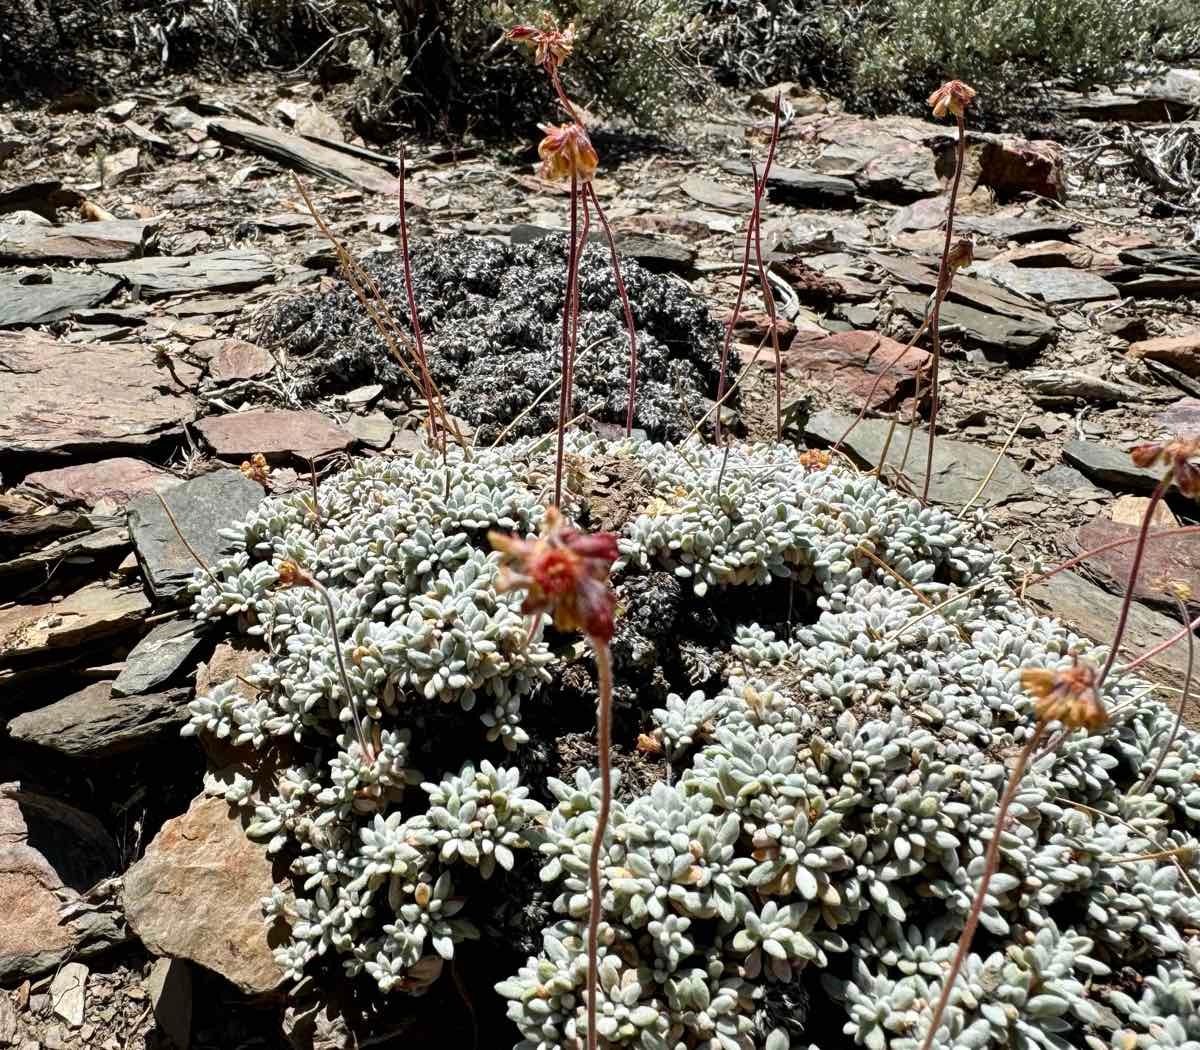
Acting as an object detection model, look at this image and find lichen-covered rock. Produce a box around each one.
[182,435,1200,1047]
[261,235,725,443]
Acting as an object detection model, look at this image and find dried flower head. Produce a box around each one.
[1020,656,1107,733]
[1129,435,1200,497]
[928,79,977,119]
[537,122,599,183]
[275,559,316,589]
[947,238,975,271]
[1152,575,1194,603]
[504,14,575,71]
[636,731,664,755]
[798,449,831,472]
[240,453,270,487]
[489,505,618,643]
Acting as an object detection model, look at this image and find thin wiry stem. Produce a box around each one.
[155,492,216,582]
[1134,592,1195,793]
[921,112,968,503]
[585,640,614,1050]
[1097,473,1172,688]
[555,173,582,506]
[307,575,372,757]
[715,102,780,443]
[919,723,1048,1050]
[585,183,639,436]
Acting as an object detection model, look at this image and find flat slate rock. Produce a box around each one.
[97,250,275,299]
[1028,570,1197,696]
[891,291,1053,357]
[971,261,1120,304]
[0,526,128,579]
[8,680,191,758]
[804,408,1026,508]
[716,159,857,208]
[0,271,121,326]
[779,330,929,409]
[127,469,265,603]
[112,617,211,697]
[0,582,149,661]
[509,224,696,273]
[1061,440,1163,494]
[869,253,1047,321]
[194,409,354,461]
[23,457,181,510]
[207,117,401,197]
[1068,517,1200,616]
[0,220,155,263]
[0,332,194,456]
[679,176,753,212]
[958,214,1081,243]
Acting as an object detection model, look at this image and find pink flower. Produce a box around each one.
[928,80,977,119]
[504,16,576,71]
[537,122,599,182]
[489,506,618,643]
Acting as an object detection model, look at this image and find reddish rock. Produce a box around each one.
[208,340,276,382]
[123,795,284,995]
[1129,330,1200,378]
[23,458,179,510]
[1069,517,1200,616]
[990,240,1094,269]
[0,784,120,981]
[195,409,354,461]
[0,332,194,456]
[979,138,1067,202]
[767,330,930,410]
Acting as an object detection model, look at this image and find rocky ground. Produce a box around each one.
[1,64,1199,1050]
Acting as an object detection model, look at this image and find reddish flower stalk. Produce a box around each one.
[1097,436,1199,689]
[1121,611,1200,675]
[490,509,618,1050]
[1135,583,1195,793]
[919,655,1104,1050]
[919,80,977,503]
[715,95,781,444]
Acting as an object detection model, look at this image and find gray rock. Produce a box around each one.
[0,583,150,663]
[96,251,274,299]
[7,681,191,758]
[1061,440,1163,494]
[891,291,1053,357]
[0,992,18,1046]
[1021,369,1145,403]
[148,958,192,1050]
[343,412,394,450]
[0,272,121,327]
[126,470,264,603]
[194,410,354,463]
[716,159,857,208]
[804,409,1026,508]
[112,619,210,697]
[49,963,87,1028]
[1027,570,1195,691]
[957,214,1080,243]
[971,261,1120,304]
[0,220,155,264]
[0,527,128,580]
